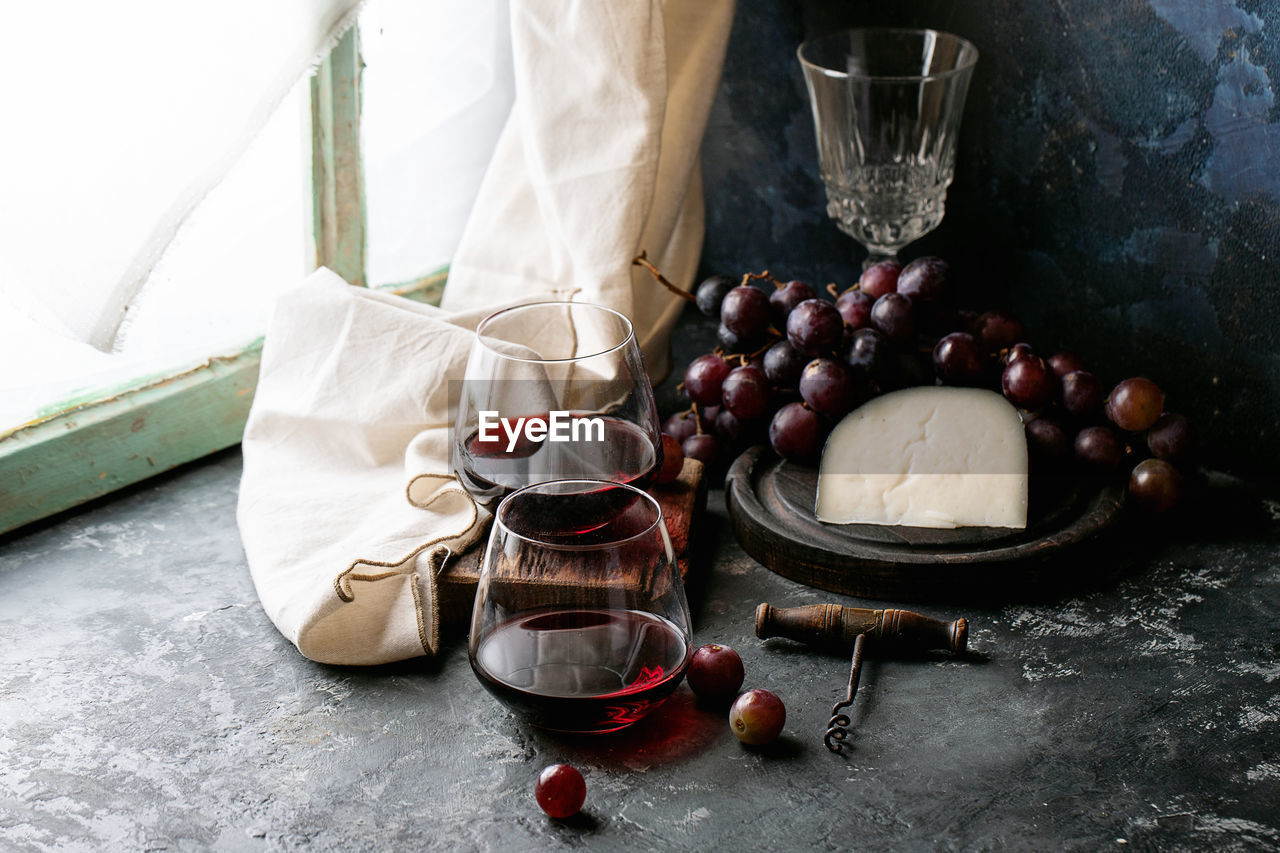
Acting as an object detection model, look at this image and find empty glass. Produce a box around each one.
[798,28,978,265]
[469,479,693,734]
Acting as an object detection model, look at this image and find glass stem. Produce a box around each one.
[863,249,899,271]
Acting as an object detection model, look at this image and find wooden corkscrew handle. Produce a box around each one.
[755,603,967,655]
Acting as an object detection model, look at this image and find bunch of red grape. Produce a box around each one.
[641,254,1195,513]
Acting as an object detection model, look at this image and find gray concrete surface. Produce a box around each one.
[2,447,1279,851]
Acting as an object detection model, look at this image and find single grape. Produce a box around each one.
[865,290,916,340]
[716,322,751,353]
[1002,342,1036,366]
[656,434,684,484]
[1129,458,1184,513]
[682,433,720,466]
[535,764,586,819]
[844,328,889,382]
[1026,417,1071,467]
[1061,370,1104,419]
[870,293,916,343]
[713,407,744,444]
[717,407,766,453]
[975,311,1026,353]
[1147,413,1194,464]
[721,285,772,341]
[684,354,731,406]
[896,256,949,303]
[835,289,874,332]
[687,643,745,701]
[786,299,844,356]
[769,402,824,463]
[1107,377,1165,432]
[662,410,703,443]
[762,340,807,388]
[770,280,817,326]
[1002,356,1055,410]
[799,358,859,418]
[932,332,984,385]
[694,274,736,319]
[729,688,786,745]
[1048,351,1086,378]
[859,261,902,299]
[1075,426,1124,473]
[721,365,772,420]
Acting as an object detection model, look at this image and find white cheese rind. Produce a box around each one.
[814,387,1028,529]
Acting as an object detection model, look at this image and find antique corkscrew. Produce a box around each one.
[754,603,969,753]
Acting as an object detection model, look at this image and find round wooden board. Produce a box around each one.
[725,446,1126,602]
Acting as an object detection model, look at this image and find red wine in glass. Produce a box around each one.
[457,413,661,528]
[470,608,691,733]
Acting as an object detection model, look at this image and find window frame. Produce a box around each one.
[0,25,439,536]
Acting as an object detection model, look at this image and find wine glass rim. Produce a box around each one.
[797,27,979,83]
[494,478,664,550]
[474,300,636,364]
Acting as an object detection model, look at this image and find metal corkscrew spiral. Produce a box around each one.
[823,633,866,753]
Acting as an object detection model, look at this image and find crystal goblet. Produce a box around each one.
[798,28,978,266]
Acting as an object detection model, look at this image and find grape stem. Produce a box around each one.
[724,335,782,366]
[691,403,704,435]
[633,251,695,302]
[741,270,782,289]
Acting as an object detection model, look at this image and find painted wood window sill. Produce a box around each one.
[0,271,445,536]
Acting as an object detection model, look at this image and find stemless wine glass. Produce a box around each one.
[452,301,662,513]
[469,479,693,734]
[798,28,979,266]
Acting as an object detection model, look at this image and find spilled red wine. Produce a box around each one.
[471,609,691,733]
[456,414,661,521]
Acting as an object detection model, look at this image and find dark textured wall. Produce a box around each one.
[699,1,1280,476]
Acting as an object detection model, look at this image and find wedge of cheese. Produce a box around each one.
[815,387,1028,529]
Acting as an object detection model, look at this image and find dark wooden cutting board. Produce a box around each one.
[725,445,1125,602]
[437,457,708,629]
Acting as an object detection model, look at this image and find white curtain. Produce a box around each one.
[0,0,361,427]
[361,0,515,286]
[0,0,362,351]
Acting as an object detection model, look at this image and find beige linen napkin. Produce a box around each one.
[442,0,736,380]
[238,268,511,665]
